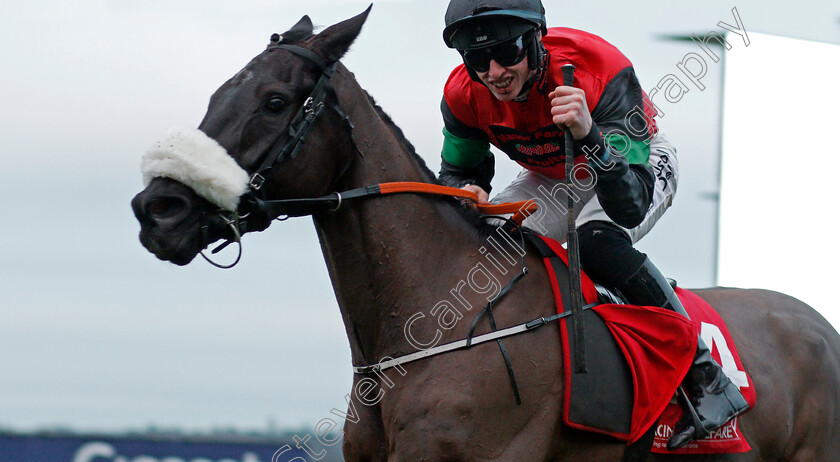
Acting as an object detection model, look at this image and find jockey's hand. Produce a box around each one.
[549,85,592,140]
[460,184,489,208]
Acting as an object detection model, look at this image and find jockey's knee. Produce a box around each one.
[578,221,646,287]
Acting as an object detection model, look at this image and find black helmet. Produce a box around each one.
[443,0,547,51]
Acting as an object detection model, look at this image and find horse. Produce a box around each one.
[131,8,840,461]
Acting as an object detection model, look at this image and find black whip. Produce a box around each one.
[562,64,587,374]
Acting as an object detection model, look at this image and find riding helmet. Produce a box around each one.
[443,0,547,84]
[443,0,547,51]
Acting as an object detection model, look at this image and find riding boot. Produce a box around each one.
[616,257,749,450]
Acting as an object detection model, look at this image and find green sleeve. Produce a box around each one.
[603,132,650,165]
[441,127,492,168]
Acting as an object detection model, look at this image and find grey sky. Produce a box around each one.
[1,0,838,433]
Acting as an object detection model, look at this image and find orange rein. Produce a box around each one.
[377,182,537,225]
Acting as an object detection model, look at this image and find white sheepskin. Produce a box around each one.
[141,127,250,212]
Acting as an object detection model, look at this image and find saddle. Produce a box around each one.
[525,233,756,454]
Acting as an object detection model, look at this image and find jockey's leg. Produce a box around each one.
[578,221,749,450]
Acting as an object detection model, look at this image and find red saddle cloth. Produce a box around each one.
[535,236,755,454]
[649,288,757,454]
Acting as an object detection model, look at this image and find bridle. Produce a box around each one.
[199,40,537,268]
[191,39,553,408]
[199,41,355,267]
[248,41,352,192]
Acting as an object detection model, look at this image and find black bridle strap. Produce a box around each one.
[276,44,330,72]
[249,45,340,190]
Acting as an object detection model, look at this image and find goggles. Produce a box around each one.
[462,34,529,73]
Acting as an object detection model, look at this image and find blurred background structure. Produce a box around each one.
[1,1,839,459]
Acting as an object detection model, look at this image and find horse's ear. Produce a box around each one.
[270,15,315,46]
[307,5,372,62]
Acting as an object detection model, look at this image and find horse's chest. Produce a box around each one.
[371,379,557,460]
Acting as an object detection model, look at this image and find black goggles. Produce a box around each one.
[462,34,530,73]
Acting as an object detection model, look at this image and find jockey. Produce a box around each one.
[437,0,748,449]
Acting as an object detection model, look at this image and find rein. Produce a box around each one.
[245,181,536,222]
[202,181,538,267]
[202,42,538,261]
[198,43,544,405]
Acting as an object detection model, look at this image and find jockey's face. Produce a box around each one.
[476,58,535,102]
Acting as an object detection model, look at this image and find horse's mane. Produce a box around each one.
[362,92,495,236]
[277,26,493,235]
[362,92,433,180]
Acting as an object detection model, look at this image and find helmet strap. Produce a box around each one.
[513,39,549,102]
[465,62,481,83]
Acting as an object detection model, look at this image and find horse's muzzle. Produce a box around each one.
[131,178,214,265]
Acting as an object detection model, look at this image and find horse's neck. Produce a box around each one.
[313,66,485,366]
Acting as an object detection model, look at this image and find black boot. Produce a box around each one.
[617,258,749,450]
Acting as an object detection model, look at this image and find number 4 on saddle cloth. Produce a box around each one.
[527,234,757,455]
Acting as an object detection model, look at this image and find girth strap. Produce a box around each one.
[465,265,529,405]
[352,303,599,374]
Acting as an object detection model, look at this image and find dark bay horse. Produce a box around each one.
[131,9,840,461]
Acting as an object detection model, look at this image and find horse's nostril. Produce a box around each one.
[146,195,190,222]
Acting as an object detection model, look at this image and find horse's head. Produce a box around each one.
[131,8,370,265]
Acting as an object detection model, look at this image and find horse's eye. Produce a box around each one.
[265,95,286,112]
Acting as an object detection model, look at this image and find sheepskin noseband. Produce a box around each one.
[142,127,250,212]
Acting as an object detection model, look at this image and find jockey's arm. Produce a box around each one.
[438,97,495,194]
[549,84,656,229]
[578,124,656,229]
